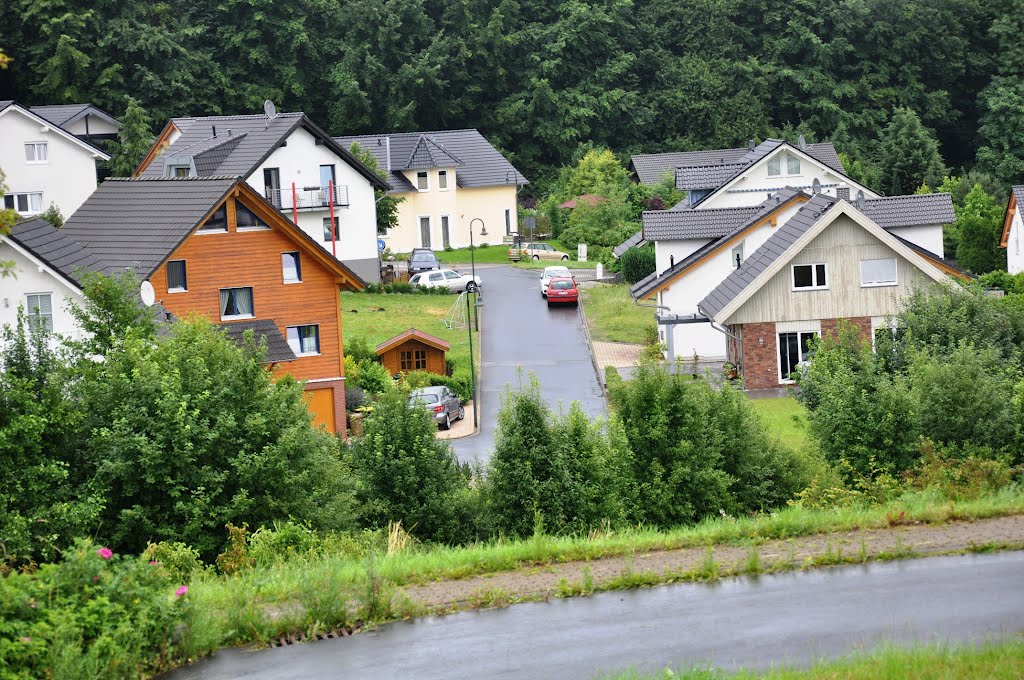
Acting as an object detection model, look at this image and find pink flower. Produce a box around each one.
[19,637,31,644]
[149,560,159,566]
[175,586,188,598]
[96,547,113,560]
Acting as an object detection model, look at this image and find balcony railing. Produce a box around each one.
[264,184,350,211]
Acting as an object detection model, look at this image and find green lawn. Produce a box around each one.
[750,397,808,452]
[580,283,656,344]
[340,291,477,372]
[435,242,599,269]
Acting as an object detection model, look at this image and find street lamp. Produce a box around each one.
[467,218,487,429]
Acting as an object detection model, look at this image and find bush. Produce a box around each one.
[142,541,203,583]
[345,386,368,411]
[620,245,656,284]
[349,389,478,544]
[906,440,1019,501]
[362,282,450,295]
[0,540,188,679]
[247,521,319,566]
[486,377,624,537]
[80,318,357,558]
[609,362,810,525]
[344,336,377,364]
[345,355,393,393]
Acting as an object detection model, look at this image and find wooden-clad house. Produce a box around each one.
[15,176,364,434]
[375,328,450,377]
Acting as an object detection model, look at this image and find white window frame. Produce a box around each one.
[505,208,513,235]
[287,324,321,356]
[791,263,828,291]
[438,170,449,191]
[767,155,782,177]
[418,215,433,248]
[219,287,255,320]
[323,216,340,242]
[786,153,801,175]
[197,204,228,233]
[4,192,44,215]
[416,171,429,192]
[859,258,898,287]
[440,214,451,248]
[25,292,53,334]
[166,260,188,293]
[777,329,818,384]
[25,142,48,164]
[731,241,744,269]
[282,251,302,284]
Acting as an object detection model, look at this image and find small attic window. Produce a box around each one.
[171,166,191,177]
[235,201,269,230]
[199,204,228,232]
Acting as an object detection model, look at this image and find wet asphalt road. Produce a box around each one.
[450,265,605,463]
[167,551,1024,679]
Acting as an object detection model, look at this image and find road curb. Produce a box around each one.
[576,285,607,401]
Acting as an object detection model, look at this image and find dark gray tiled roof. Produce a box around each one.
[405,136,463,170]
[698,194,839,320]
[613,230,647,257]
[675,164,748,190]
[61,176,238,277]
[632,189,809,299]
[7,217,103,287]
[219,319,296,363]
[643,205,760,241]
[858,193,955,228]
[29,103,120,129]
[141,112,387,190]
[631,140,845,185]
[0,100,13,112]
[336,129,527,190]
[1013,186,1024,213]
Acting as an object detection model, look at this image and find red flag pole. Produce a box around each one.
[291,182,299,225]
[328,179,337,258]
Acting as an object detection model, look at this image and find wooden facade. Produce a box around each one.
[148,182,362,435]
[375,329,450,377]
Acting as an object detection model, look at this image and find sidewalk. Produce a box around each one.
[591,341,645,383]
[436,402,477,440]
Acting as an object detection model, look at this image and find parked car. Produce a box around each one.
[409,386,465,429]
[540,265,572,297]
[408,249,441,275]
[546,276,579,307]
[508,242,570,262]
[410,268,482,292]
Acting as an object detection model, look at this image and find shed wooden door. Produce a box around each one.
[304,387,336,432]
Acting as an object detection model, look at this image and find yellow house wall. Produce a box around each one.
[383,170,518,252]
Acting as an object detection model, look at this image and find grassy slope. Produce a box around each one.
[750,397,809,452]
[581,284,656,344]
[340,291,476,371]
[606,640,1024,679]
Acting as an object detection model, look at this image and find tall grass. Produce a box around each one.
[182,486,1024,657]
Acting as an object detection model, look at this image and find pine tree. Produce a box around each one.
[877,108,946,196]
[955,184,1006,275]
[108,98,154,177]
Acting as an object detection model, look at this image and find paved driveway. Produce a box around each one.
[451,265,605,462]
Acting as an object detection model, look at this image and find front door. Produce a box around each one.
[420,216,432,248]
[320,164,336,204]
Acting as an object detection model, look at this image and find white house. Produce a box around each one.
[697,194,970,389]
[1000,186,1024,274]
[136,109,389,282]
[0,217,91,340]
[0,101,112,219]
[626,138,955,364]
[336,130,526,253]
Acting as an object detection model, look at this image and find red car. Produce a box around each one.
[546,276,579,306]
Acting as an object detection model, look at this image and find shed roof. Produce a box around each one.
[219,319,296,363]
[375,328,451,354]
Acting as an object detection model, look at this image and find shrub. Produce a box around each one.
[609,362,810,525]
[345,355,393,393]
[80,318,357,558]
[142,541,203,583]
[0,540,188,679]
[349,389,478,544]
[344,336,377,364]
[247,521,319,566]
[404,369,472,403]
[620,245,656,284]
[906,440,1018,501]
[486,376,625,537]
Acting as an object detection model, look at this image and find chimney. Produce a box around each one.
[227,129,232,136]
[797,134,807,151]
[836,183,850,201]
[747,139,755,151]
[212,125,217,137]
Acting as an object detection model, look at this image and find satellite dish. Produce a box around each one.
[140,280,156,307]
[264,99,277,120]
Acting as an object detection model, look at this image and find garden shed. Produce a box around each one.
[375,328,450,376]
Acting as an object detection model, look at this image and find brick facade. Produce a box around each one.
[738,317,872,390]
[737,321,779,390]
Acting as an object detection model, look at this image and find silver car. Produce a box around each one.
[409,386,465,429]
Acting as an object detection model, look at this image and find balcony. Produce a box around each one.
[264,184,349,211]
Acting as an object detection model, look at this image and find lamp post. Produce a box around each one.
[467,218,487,429]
